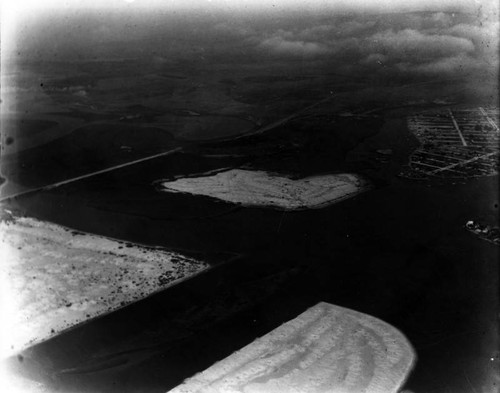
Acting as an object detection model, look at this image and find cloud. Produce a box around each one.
[444,21,499,59]
[429,12,454,27]
[213,21,255,37]
[259,36,331,57]
[254,20,373,58]
[396,53,480,74]
[366,23,499,76]
[335,20,377,37]
[295,25,335,41]
[209,9,496,79]
[361,53,389,65]
[296,20,376,41]
[255,26,478,71]
[367,29,475,61]
[252,12,481,61]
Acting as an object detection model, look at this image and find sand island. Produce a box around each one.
[157,169,371,211]
[170,302,415,393]
[0,213,209,358]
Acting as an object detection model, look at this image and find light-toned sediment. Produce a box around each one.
[158,169,371,210]
[0,367,49,393]
[0,215,209,358]
[170,302,415,393]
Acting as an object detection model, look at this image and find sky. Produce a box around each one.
[1,0,498,82]
[1,0,496,13]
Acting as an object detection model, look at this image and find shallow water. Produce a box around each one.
[2,110,498,392]
[4,165,498,393]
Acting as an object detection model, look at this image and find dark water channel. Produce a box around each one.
[2,113,499,393]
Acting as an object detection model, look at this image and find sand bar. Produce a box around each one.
[169,301,415,393]
[0,213,209,358]
[158,169,371,210]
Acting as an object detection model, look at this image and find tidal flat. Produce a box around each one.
[158,169,372,210]
[0,212,209,358]
[172,302,416,393]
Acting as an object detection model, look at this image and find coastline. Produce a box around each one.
[0,213,209,358]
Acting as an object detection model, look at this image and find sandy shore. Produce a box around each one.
[158,169,372,210]
[170,302,415,393]
[0,214,209,358]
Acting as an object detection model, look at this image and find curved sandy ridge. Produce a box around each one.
[169,302,416,393]
[158,169,372,210]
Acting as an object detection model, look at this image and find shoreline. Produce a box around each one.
[0,213,209,358]
[158,169,373,211]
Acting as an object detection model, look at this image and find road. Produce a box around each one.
[0,147,183,203]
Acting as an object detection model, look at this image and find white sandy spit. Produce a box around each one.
[170,302,416,393]
[0,215,209,358]
[157,169,372,210]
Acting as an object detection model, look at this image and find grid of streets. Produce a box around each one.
[403,107,499,179]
